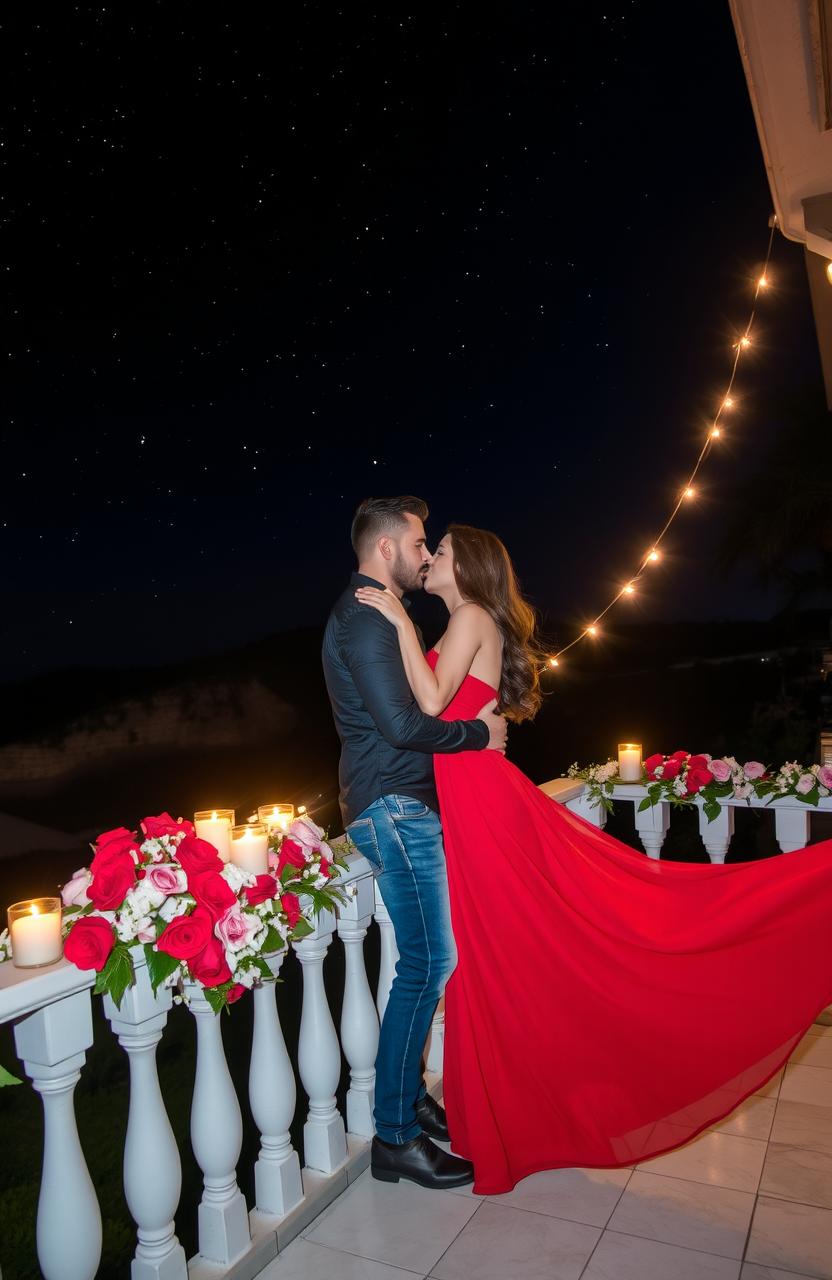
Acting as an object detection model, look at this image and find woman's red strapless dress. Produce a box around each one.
[425,649,832,1194]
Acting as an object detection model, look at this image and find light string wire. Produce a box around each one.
[549,217,778,667]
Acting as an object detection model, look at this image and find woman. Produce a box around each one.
[354,524,832,1195]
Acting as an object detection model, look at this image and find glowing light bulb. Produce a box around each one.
[647,549,660,563]
[548,657,559,668]
[711,427,721,439]
[740,336,751,348]
[723,396,734,409]
[683,487,695,499]
[758,275,768,289]
[298,805,307,814]
[586,625,598,637]
[623,583,635,595]
[826,260,832,285]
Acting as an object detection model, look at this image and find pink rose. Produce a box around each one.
[216,905,261,952]
[709,759,732,783]
[140,812,195,840]
[818,765,832,790]
[61,867,92,908]
[136,923,157,944]
[796,773,815,795]
[144,864,188,897]
[289,816,324,850]
[743,761,766,780]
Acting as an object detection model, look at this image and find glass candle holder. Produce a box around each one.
[8,898,63,969]
[257,803,295,835]
[193,809,235,862]
[230,823,269,875]
[617,743,643,782]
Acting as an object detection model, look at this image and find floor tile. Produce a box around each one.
[581,1230,741,1279]
[488,1165,631,1227]
[790,1037,832,1070]
[745,1195,832,1278]
[780,1065,832,1108]
[754,1070,784,1099]
[805,1022,832,1040]
[770,1101,832,1158]
[741,1266,819,1279]
[761,1142,832,1210]
[607,1170,755,1258]
[260,1238,421,1279]
[429,1201,599,1280]
[637,1130,766,1192]
[713,1096,777,1141]
[305,1168,479,1273]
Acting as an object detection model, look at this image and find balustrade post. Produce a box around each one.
[567,793,609,829]
[634,799,670,859]
[186,984,250,1265]
[14,989,102,1280]
[697,802,735,864]
[373,880,399,1024]
[249,950,304,1217]
[337,874,379,1136]
[103,964,187,1280]
[293,907,347,1171]
[775,806,811,853]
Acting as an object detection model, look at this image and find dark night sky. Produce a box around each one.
[2,3,825,682]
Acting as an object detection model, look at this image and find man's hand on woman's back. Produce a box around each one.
[478,699,507,754]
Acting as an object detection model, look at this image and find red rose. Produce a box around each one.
[64,916,116,972]
[189,934,232,987]
[226,983,247,1004]
[644,753,664,780]
[141,812,195,840]
[88,848,137,910]
[245,874,279,907]
[157,906,214,960]
[277,838,306,875]
[175,835,223,877]
[281,892,302,927]
[687,754,709,770]
[685,765,715,794]
[94,829,142,865]
[670,750,689,761]
[319,857,331,879]
[662,759,682,781]
[189,870,237,921]
[96,826,137,849]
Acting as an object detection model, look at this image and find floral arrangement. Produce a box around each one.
[57,812,350,1012]
[567,753,832,823]
[0,928,11,964]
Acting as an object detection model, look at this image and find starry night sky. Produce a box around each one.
[2,3,825,682]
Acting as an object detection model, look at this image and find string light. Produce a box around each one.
[547,218,777,669]
[826,260,832,285]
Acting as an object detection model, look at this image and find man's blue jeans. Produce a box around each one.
[346,794,456,1144]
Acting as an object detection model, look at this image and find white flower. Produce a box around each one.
[734,782,753,800]
[221,863,254,893]
[158,894,189,922]
[796,773,816,795]
[0,927,13,962]
[672,775,687,797]
[233,966,257,989]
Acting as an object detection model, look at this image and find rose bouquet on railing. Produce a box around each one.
[567,753,832,823]
[60,811,351,1013]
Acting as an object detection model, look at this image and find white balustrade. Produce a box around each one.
[293,906,348,1172]
[337,868,379,1136]
[373,878,399,1023]
[187,982,250,1266]
[13,988,103,1280]
[249,949,304,1217]
[104,964,187,1280]
[697,801,735,864]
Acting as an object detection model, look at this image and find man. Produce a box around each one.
[322,495,507,1190]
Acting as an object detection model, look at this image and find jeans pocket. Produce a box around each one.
[390,797,432,820]
[346,816,384,872]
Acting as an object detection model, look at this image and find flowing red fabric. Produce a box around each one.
[426,650,832,1194]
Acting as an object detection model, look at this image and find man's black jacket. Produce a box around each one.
[322,572,489,827]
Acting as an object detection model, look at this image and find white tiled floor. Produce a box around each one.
[260,1011,832,1280]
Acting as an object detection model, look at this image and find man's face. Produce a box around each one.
[390,513,432,593]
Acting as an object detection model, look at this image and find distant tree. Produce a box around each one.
[714,390,832,609]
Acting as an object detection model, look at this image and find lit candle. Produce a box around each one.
[8,898,63,968]
[194,809,235,863]
[257,803,295,836]
[230,823,269,875]
[617,743,643,782]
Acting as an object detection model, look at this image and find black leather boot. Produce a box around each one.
[371,1133,474,1188]
[415,1092,450,1141]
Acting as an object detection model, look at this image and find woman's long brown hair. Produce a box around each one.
[447,523,547,723]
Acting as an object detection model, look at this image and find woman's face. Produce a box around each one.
[423,534,456,595]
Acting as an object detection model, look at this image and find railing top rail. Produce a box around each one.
[539,777,832,812]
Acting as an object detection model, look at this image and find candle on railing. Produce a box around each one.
[8,897,63,968]
[257,803,295,836]
[617,743,643,782]
[230,823,269,875]
[193,809,235,863]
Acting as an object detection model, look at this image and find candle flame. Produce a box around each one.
[30,904,40,916]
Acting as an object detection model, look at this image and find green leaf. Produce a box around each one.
[143,944,181,994]
[798,785,820,807]
[95,943,135,1010]
[261,924,286,955]
[703,797,721,823]
[637,796,653,812]
[253,956,272,980]
[0,1063,22,1087]
[291,917,314,940]
[203,984,228,1015]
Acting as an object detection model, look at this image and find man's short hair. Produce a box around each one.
[351,496,429,558]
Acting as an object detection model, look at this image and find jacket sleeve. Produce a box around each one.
[344,608,490,754]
